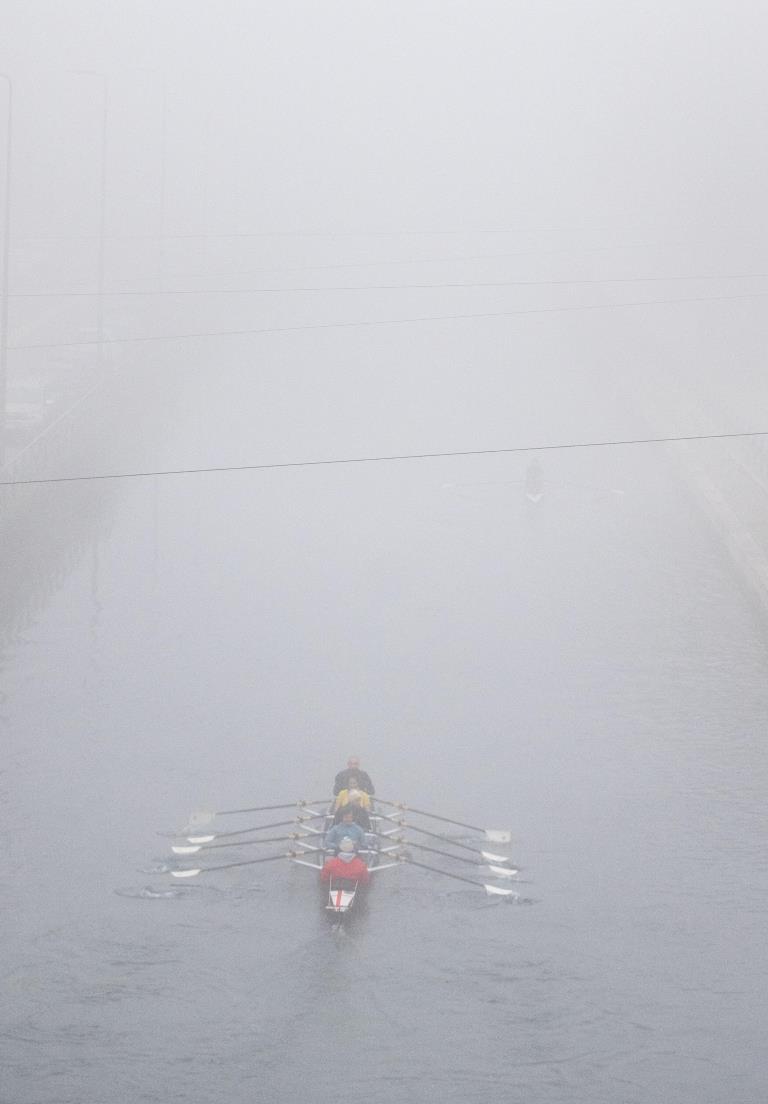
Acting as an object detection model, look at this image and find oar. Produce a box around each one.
[171,832,310,855]
[388,837,518,878]
[179,800,328,830]
[170,852,298,878]
[377,800,510,843]
[179,813,325,845]
[216,800,327,816]
[380,816,511,862]
[401,857,518,898]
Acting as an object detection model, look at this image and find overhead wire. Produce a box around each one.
[156,240,696,280]
[2,429,766,489]
[7,224,667,242]
[8,290,768,353]
[8,241,701,287]
[7,272,768,299]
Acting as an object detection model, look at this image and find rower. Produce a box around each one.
[333,790,371,830]
[324,808,366,853]
[320,838,370,885]
[525,457,545,501]
[333,756,375,796]
[333,779,372,814]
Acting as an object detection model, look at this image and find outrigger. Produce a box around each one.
[164,796,519,924]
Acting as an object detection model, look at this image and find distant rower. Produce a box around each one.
[333,756,375,796]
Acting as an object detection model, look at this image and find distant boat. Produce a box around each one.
[524,459,545,503]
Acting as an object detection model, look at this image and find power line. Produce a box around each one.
[2,429,766,489]
[156,240,693,281]
[66,239,698,285]
[8,272,768,299]
[6,225,655,243]
[8,290,768,353]
[9,240,695,288]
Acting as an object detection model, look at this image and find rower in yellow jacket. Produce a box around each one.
[333,784,372,813]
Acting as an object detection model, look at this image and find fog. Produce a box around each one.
[2,3,768,1103]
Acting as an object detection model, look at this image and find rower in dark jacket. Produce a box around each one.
[333,756,375,796]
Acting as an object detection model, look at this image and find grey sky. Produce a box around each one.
[3,1,767,244]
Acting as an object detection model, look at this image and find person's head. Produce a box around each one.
[341,808,355,822]
[338,838,356,861]
[346,776,359,791]
[347,756,361,771]
[346,789,362,805]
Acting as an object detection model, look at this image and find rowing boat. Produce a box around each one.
[163,794,519,924]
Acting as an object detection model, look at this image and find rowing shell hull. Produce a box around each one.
[323,878,368,927]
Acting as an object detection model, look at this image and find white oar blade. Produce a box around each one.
[484,830,511,844]
[486,864,519,879]
[480,850,510,864]
[171,868,202,878]
[171,845,201,855]
[484,883,517,897]
[187,835,215,844]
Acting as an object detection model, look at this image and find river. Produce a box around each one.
[2,357,766,1103]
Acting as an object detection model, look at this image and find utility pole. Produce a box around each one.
[158,72,167,291]
[73,71,108,368]
[138,68,168,289]
[0,73,13,467]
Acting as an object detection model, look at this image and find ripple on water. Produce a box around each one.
[114,882,266,901]
[114,885,196,900]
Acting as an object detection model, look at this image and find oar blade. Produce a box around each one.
[480,850,510,863]
[186,835,216,843]
[484,830,511,843]
[172,845,202,855]
[171,868,202,879]
[484,883,517,897]
[486,864,518,879]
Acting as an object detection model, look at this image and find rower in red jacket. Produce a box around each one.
[320,838,370,885]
